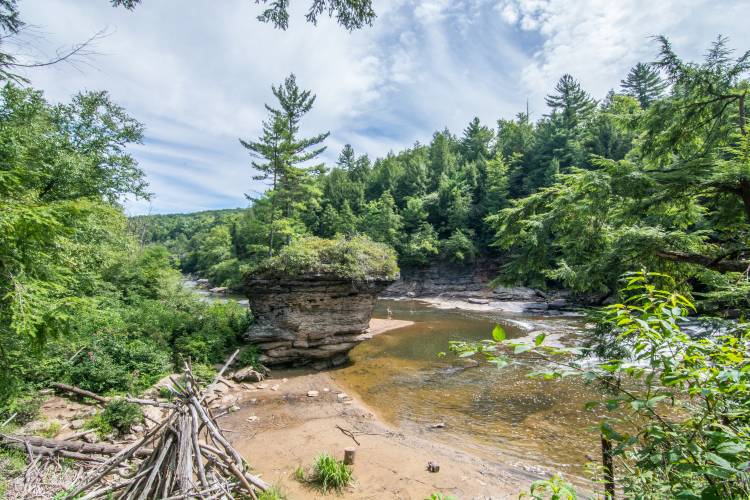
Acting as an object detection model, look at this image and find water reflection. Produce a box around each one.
[332,299,602,483]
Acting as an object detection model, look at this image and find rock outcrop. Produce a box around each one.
[245,275,395,368]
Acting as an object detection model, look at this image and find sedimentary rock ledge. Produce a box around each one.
[245,275,396,368]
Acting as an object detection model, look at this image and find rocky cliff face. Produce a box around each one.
[382,259,500,297]
[245,275,395,369]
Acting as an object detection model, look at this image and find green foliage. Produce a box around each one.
[257,487,287,500]
[88,399,143,436]
[66,336,171,394]
[308,452,354,493]
[37,421,61,438]
[0,448,27,497]
[112,0,376,31]
[490,38,750,312]
[172,301,251,365]
[190,364,217,386]
[251,234,399,281]
[519,475,578,500]
[441,229,475,264]
[452,272,750,498]
[236,346,262,370]
[426,494,457,500]
[0,393,42,424]
[240,73,328,258]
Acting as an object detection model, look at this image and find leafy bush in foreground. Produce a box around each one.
[451,272,750,498]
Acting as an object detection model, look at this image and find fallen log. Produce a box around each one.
[52,382,174,410]
[52,383,108,405]
[0,434,153,458]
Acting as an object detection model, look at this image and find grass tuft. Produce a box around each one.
[257,486,287,500]
[310,452,353,493]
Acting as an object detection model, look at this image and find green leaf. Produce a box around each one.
[715,442,745,456]
[704,452,736,471]
[534,333,546,346]
[492,324,506,342]
[513,344,532,354]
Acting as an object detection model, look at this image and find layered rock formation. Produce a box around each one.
[245,275,395,368]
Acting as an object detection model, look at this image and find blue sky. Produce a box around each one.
[18,0,750,215]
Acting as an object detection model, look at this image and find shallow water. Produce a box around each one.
[332,299,603,483]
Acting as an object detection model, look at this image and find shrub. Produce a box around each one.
[190,364,217,386]
[235,346,261,370]
[66,335,171,395]
[309,452,353,492]
[0,393,43,425]
[519,475,577,499]
[441,229,475,264]
[172,301,251,365]
[88,399,143,436]
[250,235,399,281]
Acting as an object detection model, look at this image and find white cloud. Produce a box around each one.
[16,0,750,213]
[497,0,750,110]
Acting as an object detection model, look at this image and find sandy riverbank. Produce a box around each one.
[217,318,532,499]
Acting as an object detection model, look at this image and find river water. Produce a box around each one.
[189,278,603,484]
[332,299,602,484]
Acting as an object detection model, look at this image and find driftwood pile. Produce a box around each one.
[1,350,270,499]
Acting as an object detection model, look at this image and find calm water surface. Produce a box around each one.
[332,299,603,483]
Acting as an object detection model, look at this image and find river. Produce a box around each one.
[332,298,601,483]
[189,279,602,483]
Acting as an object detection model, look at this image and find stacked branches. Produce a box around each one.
[1,350,269,499]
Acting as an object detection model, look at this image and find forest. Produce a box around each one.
[1,0,750,498]
[137,37,750,314]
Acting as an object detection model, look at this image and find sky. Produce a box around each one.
[17,0,750,215]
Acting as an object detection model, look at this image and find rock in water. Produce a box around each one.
[244,275,395,368]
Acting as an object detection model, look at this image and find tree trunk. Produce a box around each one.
[601,434,615,499]
[268,170,277,257]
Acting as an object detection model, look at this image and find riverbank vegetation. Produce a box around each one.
[0,82,253,424]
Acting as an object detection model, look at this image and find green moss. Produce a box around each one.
[249,235,399,281]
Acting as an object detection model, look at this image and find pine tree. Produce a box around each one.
[337,144,356,170]
[545,74,596,129]
[428,129,457,190]
[240,74,329,255]
[620,62,668,109]
[459,117,494,162]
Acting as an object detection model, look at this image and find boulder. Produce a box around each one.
[523,302,549,312]
[548,298,568,310]
[492,286,542,301]
[245,274,395,368]
[232,367,265,383]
